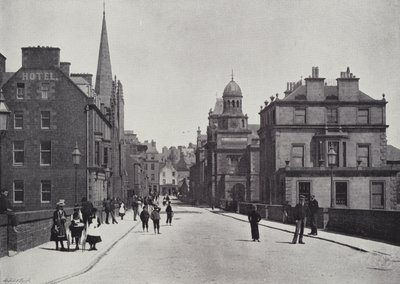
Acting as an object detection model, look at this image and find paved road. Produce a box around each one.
[62,202,400,284]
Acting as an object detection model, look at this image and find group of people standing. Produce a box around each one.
[50,197,102,251]
[248,195,319,244]
[139,195,174,234]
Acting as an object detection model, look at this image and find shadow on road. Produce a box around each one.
[275,241,293,245]
[235,239,254,242]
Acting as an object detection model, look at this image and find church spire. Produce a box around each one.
[95,6,113,108]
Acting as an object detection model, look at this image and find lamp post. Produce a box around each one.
[0,89,11,189]
[328,146,337,208]
[104,167,110,198]
[72,142,81,203]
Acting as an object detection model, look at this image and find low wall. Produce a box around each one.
[327,208,400,244]
[0,206,104,258]
[235,202,400,244]
[237,202,268,218]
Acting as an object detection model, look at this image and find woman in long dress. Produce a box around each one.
[50,200,68,251]
[86,208,102,251]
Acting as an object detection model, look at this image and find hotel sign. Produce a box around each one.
[22,72,58,81]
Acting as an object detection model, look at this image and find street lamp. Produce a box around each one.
[72,142,81,203]
[104,167,110,198]
[328,146,337,208]
[0,89,10,190]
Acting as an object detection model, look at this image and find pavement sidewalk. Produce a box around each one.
[212,208,400,258]
[0,209,140,284]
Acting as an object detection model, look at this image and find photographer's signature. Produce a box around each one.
[2,278,30,283]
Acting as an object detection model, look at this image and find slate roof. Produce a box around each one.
[283,85,376,102]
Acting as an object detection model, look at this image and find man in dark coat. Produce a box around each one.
[308,195,319,236]
[81,197,94,225]
[248,204,262,242]
[103,197,111,224]
[292,195,307,244]
[132,194,139,221]
[0,189,18,232]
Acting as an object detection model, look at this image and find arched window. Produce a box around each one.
[228,100,231,107]
[232,100,235,107]
[237,100,240,108]
[242,119,245,128]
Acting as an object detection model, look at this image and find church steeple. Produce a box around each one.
[95,7,113,108]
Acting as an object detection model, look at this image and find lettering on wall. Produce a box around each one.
[22,72,58,81]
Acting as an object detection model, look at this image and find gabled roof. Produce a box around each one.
[211,98,223,115]
[387,145,400,162]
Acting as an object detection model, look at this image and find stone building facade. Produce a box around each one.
[258,67,400,210]
[144,140,161,196]
[124,130,148,199]
[0,46,111,210]
[159,160,178,195]
[201,77,260,206]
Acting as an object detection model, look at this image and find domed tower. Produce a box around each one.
[219,73,248,130]
[222,74,243,115]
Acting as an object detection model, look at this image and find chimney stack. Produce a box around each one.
[0,53,6,73]
[22,46,60,69]
[60,62,71,77]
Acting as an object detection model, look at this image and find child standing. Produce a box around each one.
[119,202,126,220]
[86,208,102,251]
[150,205,161,234]
[140,205,150,232]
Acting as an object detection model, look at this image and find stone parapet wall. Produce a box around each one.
[0,206,104,258]
[327,208,400,244]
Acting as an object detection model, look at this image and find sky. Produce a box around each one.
[1,0,400,149]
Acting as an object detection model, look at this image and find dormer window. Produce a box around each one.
[327,108,338,124]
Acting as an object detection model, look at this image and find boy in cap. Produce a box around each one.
[292,195,307,244]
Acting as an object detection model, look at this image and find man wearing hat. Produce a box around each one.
[292,195,307,244]
[308,195,319,236]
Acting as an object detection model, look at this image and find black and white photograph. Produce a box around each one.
[0,0,400,283]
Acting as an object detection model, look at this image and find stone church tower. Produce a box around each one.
[95,8,126,200]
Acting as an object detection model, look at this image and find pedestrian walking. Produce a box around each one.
[248,204,261,242]
[308,195,319,236]
[69,204,84,250]
[50,200,68,251]
[119,202,126,220]
[132,194,139,221]
[166,201,173,225]
[150,205,161,234]
[81,197,93,225]
[86,208,102,251]
[103,197,111,224]
[110,198,118,224]
[282,201,291,224]
[140,205,150,232]
[292,195,307,244]
[0,189,19,233]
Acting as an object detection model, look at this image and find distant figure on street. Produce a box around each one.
[282,201,291,224]
[140,205,150,232]
[81,197,93,226]
[308,195,319,236]
[292,195,307,244]
[162,196,166,206]
[103,197,112,224]
[50,200,68,251]
[132,194,139,221]
[69,203,84,250]
[166,201,173,225]
[110,198,118,224]
[0,189,19,232]
[248,204,262,242]
[150,205,161,234]
[165,195,170,203]
[86,208,102,251]
[119,202,126,220]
